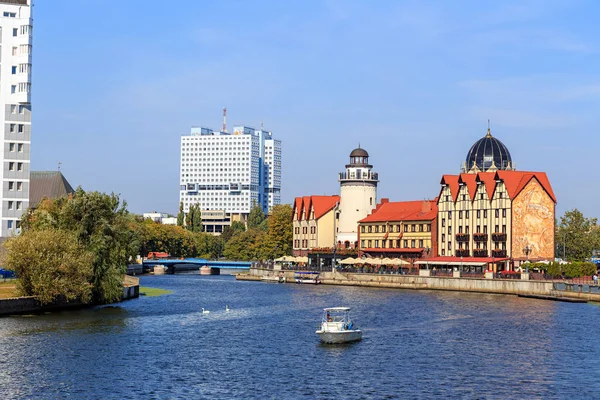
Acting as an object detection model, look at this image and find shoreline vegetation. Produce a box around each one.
[139,287,172,297]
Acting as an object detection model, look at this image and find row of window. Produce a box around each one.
[7,161,23,171]
[8,142,23,152]
[7,220,20,229]
[9,104,27,114]
[7,181,22,191]
[10,82,31,94]
[7,200,22,210]
[10,64,30,75]
[442,224,507,236]
[294,239,309,248]
[8,123,26,133]
[360,223,431,234]
[443,192,506,202]
[294,226,316,235]
[443,209,507,222]
[361,239,425,249]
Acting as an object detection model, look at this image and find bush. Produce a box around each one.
[3,230,94,305]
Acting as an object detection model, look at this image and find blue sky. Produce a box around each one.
[31,0,600,219]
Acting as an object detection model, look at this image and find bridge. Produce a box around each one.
[138,258,252,275]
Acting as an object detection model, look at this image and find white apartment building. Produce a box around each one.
[0,1,32,237]
[179,124,281,233]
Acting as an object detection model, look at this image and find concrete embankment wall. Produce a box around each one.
[238,268,556,296]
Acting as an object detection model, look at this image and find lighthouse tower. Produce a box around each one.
[337,147,379,248]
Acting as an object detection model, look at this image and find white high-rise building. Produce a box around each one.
[0,1,32,237]
[179,123,282,234]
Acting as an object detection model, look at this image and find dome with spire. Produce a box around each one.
[464,128,513,173]
[349,147,369,158]
[347,145,371,168]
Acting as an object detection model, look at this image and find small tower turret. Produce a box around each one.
[337,146,379,248]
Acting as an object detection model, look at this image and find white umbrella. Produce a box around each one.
[365,258,383,266]
[339,257,357,265]
[381,257,395,265]
[391,258,410,266]
[295,256,308,263]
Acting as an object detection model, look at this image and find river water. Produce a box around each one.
[1,274,599,399]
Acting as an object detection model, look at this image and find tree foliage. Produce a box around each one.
[248,204,266,230]
[221,221,246,243]
[19,188,133,304]
[223,228,271,261]
[556,209,600,262]
[185,203,203,233]
[177,201,184,227]
[3,229,94,305]
[129,219,222,259]
[268,204,293,258]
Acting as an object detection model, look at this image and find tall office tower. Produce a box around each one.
[180,123,282,234]
[0,1,32,237]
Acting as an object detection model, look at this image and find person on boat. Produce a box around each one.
[327,312,332,322]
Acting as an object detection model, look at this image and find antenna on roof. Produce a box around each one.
[222,107,228,132]
[260,121,264,129]
[58,161,62,171]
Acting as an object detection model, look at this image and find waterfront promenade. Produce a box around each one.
[238,268,600,302]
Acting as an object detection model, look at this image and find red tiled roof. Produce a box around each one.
[359,200,437,223]
[438,170,555,204]
[311,195,340,219]
[292,195,340,221]
[494,170,556,203]
[476,172,496,200]
[440,175,460,202]
[458,173,478,201]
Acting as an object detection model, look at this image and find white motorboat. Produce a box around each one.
[294,271,321,284]
[316,307,362,344]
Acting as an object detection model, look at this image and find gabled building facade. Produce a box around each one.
[358,198,437,260]
[437,128,556,270]
[292,195,340,256]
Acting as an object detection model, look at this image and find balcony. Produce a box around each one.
[473,233,488,242]
[338,171,379,181]
[492,249,507,258]
[473,249,488,257]
[455,233,470,242]
[455,249,470,257]
[491,233,507,242]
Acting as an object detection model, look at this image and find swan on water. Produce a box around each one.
[202,308,210,314]
[226,305,230,312]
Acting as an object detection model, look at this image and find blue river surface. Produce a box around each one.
[1,273,600,399]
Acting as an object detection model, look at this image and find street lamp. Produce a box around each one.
[523,244,532,273]
[460,255,463,273]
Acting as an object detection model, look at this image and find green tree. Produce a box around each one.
[267,204,293,258]
[221,221,246,242]
[248,204,266,230]
[21,188,132,304]
[223,228,270,261]
[556,209,600,262]
[177,201,184,227]
[192,204,203,233]
[3,230,94,305]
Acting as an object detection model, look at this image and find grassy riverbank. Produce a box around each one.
[0,281,17,299]
[139,287,172,297]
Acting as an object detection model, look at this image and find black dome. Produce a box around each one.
[350,147,369,158]
[465,130,512,171]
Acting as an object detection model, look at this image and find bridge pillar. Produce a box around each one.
[200,266,220,275]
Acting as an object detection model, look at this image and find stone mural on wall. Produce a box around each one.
[512,179,555,259]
